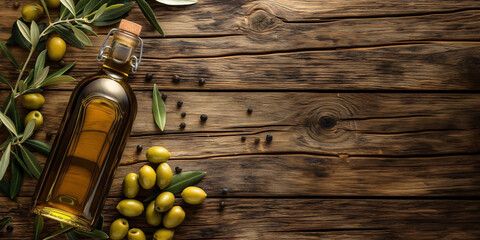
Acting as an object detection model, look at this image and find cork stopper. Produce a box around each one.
[118,19,142,36]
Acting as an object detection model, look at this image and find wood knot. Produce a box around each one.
[247,10,281,33]
[319,116,336,129]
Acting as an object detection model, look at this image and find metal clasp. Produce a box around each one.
[97,28,144,73]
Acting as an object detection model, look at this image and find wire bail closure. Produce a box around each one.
[96,28,143,73]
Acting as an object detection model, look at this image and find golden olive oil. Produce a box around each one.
[32,20,143,231]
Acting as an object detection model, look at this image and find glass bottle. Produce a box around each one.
[31,20,143,231]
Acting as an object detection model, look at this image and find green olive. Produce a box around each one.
[47,37,66,61]
[146,146,171,163]
[21,3,44,22]
[163,206,185,228]
[116,199,144,217]
[22,93,45,109]
[181,186,207,204]
[109,218,129,240]
[153,228,175,240]
[146,201,163,226]
[123,173,139,198]
[139,165,156,189]
[24,110,43,130]
[45,0,61,8]
[127,228,146,240]
[154,191,175,213]
[156,163,172,189]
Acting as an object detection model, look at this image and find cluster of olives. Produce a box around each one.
[22,93,45,130]
[21,1,67,61]
[110,146,207,240]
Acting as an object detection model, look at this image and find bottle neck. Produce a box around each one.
[102,30,140,77]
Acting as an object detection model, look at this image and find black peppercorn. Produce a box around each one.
[161,93,167,101]
[200,114,208,122]
[45,131,53,140]
[181,112,186,118]
[219,201,226,210]
[145,73,153,81]
[136,144,143,152]
[198,78,206,86]
[13,2,19,8]
[247,108,253,114]
[172,74,181,83]
[175,166,182,174]
[6,225,13,232]
[221,188,228,194]
[241,136,246,142]
[177,101,183,108]
[179,122,186,129]
[254,137,260,144]
[266,134,273,142]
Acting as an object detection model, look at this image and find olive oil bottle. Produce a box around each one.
[32,20,144,231]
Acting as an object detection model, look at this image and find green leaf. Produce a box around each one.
[30,21,40,47]
[75,0,91,15]
[136,0,165,36]
[42,225,74,240]
[91,3,107,22]
[75,23,98,37]
[69,24,92,46]
[145,171,206,202]
[19,145,42,179]
[60,0,76,17]
[11,150,34,179]
[35,50,47,80]
[95,2,134,22]
[152,84,166,131]
[40,0,51,22]
[9,160,23,200]
[34,215,44,240]
[83,0,108,18]
[16,20,31,43]
[54,25,84,49]
[24,139,51,156]
[0,41,20,69]
[0,73,12,89]
[0,216,13,232]
[22,119,36,142]
[7,19,47,51]
[41,75,76,87]
[0,111,18,136]
[155,0,198,6]
[0,179,10,196]
[23,88,44,95]
[33,66,50,88]
[45,62,76,81]
[74,229,109,239]
[24,70,35,86]
[91,18,122,27]
[65,231,80,240]
[0,142,12,181]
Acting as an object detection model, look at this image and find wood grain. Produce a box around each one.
[1,197,479,239]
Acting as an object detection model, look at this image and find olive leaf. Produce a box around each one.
[94,2,134,22]
[40,0,51,22]
[0,179,10,196]
[11,150,34,179]
[16,20,31,44]
[22,119,36,143]
[60,0,76,17]
[0,73,12,89]
[9,160,22,200]
[75,0,91,15]
[137,0,165,36]
[25,139,52,156]
[152,83,167,131]
[30,21,40,48]
[145,171,206,202]
[74,229,109,239]
[156,0,198,6]
[45,62,76,81]
[34,214,44,240]
[34,50,47,80]
[54,25,84,49]
[8,19,47,51]
[19,145,42,179]
[40,75,76,87]
[32,66,50,88]
[75,23,98,36]
[69,24,92,46]
[82,0,108,18]
[0,142,12,181]
[42,225,74,240]
[0,216,13,232]
[0,112,18,137]
[91,3,107,22]
[0,41,20,69]
[1,94,22,133]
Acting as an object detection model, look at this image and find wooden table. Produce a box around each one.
[1,0,480,239]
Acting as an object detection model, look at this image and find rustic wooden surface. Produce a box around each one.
[1,0,480,239]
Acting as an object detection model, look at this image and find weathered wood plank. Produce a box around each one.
[6,91,479,157]
[2,197,480,239]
